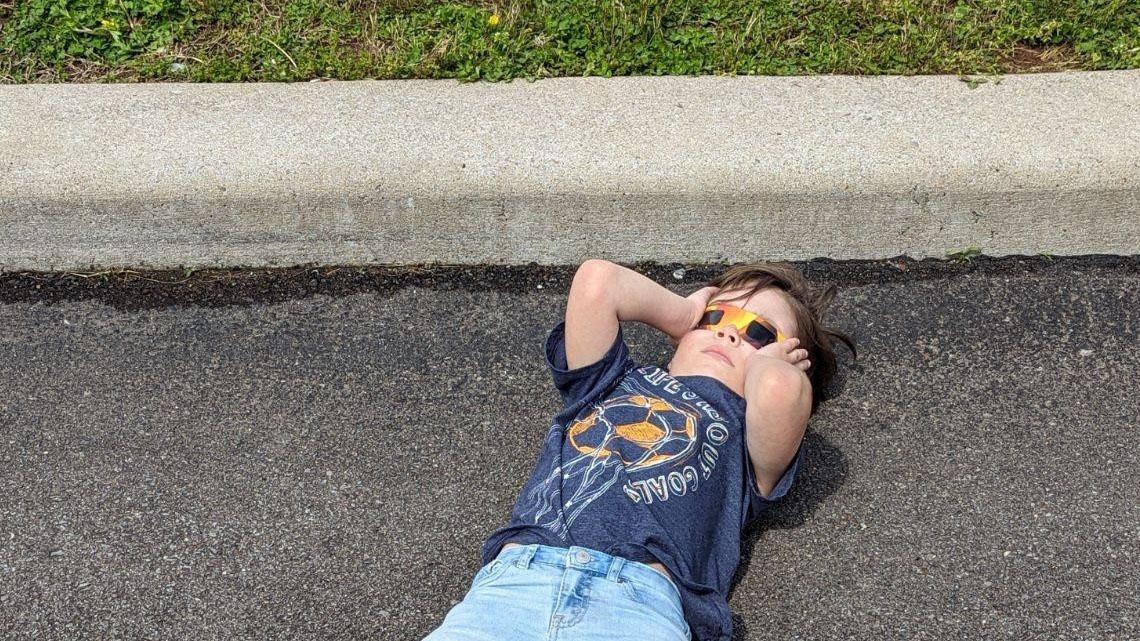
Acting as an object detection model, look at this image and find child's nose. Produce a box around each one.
[715,326,740,345]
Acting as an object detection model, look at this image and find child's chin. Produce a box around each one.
[669,360,729,380]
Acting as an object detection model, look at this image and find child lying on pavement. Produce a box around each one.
[422,258,857,641]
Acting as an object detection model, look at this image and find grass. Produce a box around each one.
[1,0,1138,83]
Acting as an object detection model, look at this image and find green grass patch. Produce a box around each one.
[1,0,1138,83]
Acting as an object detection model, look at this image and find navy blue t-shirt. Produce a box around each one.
[480,320,804,641]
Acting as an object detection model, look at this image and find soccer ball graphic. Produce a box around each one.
[567,394,699,472]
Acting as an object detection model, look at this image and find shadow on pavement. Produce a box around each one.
[729,430,850,639]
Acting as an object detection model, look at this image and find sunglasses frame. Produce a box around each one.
[696,303,787,350]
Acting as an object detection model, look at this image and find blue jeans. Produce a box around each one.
[422,543,691,641]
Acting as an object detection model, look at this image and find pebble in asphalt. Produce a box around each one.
[0,256,1137,640]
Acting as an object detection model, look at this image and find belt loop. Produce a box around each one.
[606,555,625,582]
[514,544,538,569]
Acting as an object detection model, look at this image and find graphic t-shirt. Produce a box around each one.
[480,320,804,641]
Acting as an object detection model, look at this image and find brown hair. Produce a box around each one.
[706,262,857,416]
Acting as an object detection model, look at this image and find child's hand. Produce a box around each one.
[668,286,720,347]
[746,337,811,372]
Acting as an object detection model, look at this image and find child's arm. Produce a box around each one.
[565,259,698,370]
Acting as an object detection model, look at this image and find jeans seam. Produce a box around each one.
[472,560,497,589]
[547,568,570,634]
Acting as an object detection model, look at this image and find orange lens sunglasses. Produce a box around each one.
[697,303,786,350]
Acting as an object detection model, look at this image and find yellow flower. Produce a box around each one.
[488,13,500,27]
[100,18,118,30]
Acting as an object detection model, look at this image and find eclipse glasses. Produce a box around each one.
[696,303,787,350]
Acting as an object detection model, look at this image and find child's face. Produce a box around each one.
[666,287,798,398]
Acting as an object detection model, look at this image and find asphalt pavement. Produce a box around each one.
[1,256,1137,640]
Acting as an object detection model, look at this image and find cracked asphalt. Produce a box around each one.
[1,256,1137,640]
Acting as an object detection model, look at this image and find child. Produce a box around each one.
[422,259,857,641]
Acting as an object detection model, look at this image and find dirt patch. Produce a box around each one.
[1000,44,1082,73]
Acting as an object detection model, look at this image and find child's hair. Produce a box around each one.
[705,262,857,416]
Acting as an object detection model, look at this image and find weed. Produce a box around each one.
[959,74,1004,89]
[945,246,983,263]
[2,0,194,67]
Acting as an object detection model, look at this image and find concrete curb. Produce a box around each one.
[2,72,1138,272]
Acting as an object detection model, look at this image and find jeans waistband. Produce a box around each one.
[494,543,680,600]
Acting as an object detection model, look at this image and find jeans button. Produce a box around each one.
[574,550,591,563]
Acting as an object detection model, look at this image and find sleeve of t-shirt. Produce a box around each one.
[744,441,805,524]
[545,319,636,413]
